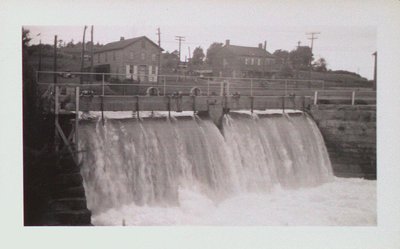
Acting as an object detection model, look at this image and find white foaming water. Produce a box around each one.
[78,111,375,226]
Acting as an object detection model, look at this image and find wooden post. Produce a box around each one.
[102,74,105,96]
[314,91,318,105]
[167,96,171,118]
[250,79,253,97]
[90,25,94,84]
[372,52,377,91]
[54,86,60,153]
[351,91,356,105]
[80,25,87,84]
[250,96,254,114]
[75,87,80,149]
[285,79,288,96]
[136,95,140,119]
[163,76,166,96]
[100,95,104,126]
[38,39,42,82]
[53,35,57,84]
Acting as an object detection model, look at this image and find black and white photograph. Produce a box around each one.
[22,24,377,226]
[2,0,400,248]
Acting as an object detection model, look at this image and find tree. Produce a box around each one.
[191,46,205,65]
[22,28,31,49]
[161,51,180,72]
[289,46,313,70]
[273,49,290,65]
[313,57,328,72]
[58,39,64,48]
[206,42,223,65]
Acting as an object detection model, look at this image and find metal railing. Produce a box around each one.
[36,71,376,105]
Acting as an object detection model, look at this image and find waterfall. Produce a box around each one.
[78,112,333,217]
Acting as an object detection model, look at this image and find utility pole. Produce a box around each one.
[175,35,185,62]
[53,35,57,83]
[297,41,301,49]
[306,32,320,53]
[156,28,161,84]
[90,25,94,84]
[188,46,191,72]
[80,25,87,84]
[306,32,320,79]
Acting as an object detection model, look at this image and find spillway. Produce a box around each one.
[77,111,374,225]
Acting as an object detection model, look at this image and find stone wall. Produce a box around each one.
[309,105,376,179]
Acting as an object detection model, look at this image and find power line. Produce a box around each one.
[175,35,185,61]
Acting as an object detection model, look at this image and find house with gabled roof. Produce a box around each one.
[212,40,277,78]
[93,36,163,82]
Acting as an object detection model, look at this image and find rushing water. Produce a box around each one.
[78,111,375,226]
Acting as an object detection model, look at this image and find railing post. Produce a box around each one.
[102,74,105,96]
[250,79,253,97]
[163,76,166,96]
[351,91,356,105]
[285,79,288,96]
[314,91,318,105]
[250,96,254,114]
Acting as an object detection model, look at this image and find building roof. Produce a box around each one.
[95,36,163,53]
[223,44,274,57]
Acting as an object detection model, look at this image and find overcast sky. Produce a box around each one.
[26,25,376,79]
[23,1,380,79]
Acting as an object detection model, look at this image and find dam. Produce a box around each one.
[27,72,376,226]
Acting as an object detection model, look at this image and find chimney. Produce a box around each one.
[258,43,263,49]
[120,37,125,41]
[263,41,267,50]
[225,39,230,46]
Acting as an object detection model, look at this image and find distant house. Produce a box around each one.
[212,40,277,78]
[93,36,163,82]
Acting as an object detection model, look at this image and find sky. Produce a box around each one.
[25,25,376,79]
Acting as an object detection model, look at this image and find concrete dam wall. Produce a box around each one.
[309,105,376,179]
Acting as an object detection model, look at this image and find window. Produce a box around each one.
[130,51,134,60]
[257,58,261,66]
[141,52,145,60]
[152,66,157,74]
[245,58,249,65]
[251,58,254,65]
